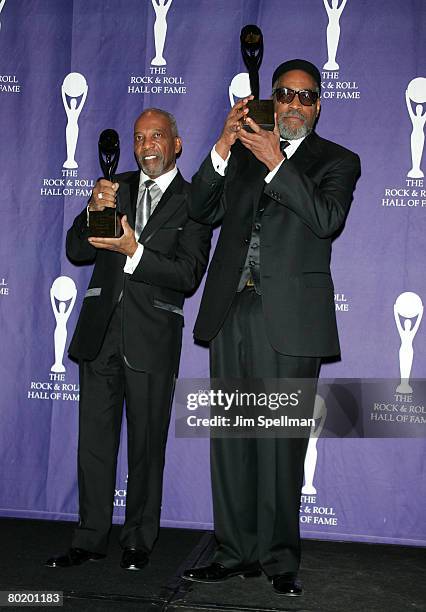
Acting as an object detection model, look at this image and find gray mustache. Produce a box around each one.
[281,111,305,121]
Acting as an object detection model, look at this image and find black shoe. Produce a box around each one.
[120,548,149,571]
[182,562,262,583]
[45,548,106,568]
[272,573,303,596]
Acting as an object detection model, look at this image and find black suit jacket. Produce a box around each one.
[189,133,360,357]
[66,170,211,373]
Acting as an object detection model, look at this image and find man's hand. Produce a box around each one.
[215,96,254,160]
[88,179,119,211]
[237,113,284,171]
[88,215,138,257]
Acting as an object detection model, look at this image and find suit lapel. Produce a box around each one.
[118,171,140,228]
[139,171,186,244]
[286,131,323,175]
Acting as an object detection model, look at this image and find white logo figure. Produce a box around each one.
[229,72,251,107]
[302,395,327,495]
[151,0,173,66]
[394,292,423,394]
[0,0,7,32]
[406,78,426,178]
[61,72,88,169]
[50,276,77,373]
[322,0,348,70]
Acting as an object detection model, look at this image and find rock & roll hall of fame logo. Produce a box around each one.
[50,276,77,374]
[406,78,426,180]
[40,73,94,200]
[128,1,187,96]
[27,277,79,403]
[320,0,361,102]
[299,395,339,530]
[394,292,423,395]
[61,72,88,170]
[380,78,426,210]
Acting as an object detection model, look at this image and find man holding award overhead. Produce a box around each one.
[46,108,211,571]
[183,53,360,596]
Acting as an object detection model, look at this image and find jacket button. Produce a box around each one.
[244,238,250,244]
[255,223,261,231]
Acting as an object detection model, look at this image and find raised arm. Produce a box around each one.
[322,0,331,15]
[411,306,424,335]
[338,0,348,15]
[405,90,415,121]
[394,304,404,338]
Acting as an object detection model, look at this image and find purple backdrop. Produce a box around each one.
[0,0,425,546]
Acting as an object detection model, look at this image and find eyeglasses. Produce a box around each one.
[272,87,319,106]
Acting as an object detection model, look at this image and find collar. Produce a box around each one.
[280,135,305,159]
[138,165,178,194]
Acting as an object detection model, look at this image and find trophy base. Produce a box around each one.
[88,209,122,238]
[244,99,274,131]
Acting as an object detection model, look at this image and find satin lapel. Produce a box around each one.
[119,171,140,229]
[285,131,323,175]
[139,171,186,244]
[250,153,269,223]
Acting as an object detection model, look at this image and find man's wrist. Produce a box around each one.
[266,154,285,172]
[215,137,232,161]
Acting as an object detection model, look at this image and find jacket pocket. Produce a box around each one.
[84,287,102,298]
[153,299,184,317]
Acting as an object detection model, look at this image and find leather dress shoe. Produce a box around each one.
[120,548,149,571]
[182,562,262,583]
[45,547,105,568]
[272,573,303,596]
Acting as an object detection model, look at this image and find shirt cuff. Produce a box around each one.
[264,159,285,183]
[211,146,231,176]
[124,243,144,274]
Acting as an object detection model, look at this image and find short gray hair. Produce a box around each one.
[138,108,179,137]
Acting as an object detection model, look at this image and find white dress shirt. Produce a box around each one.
[124,166,178,274]
[210,135,306,181]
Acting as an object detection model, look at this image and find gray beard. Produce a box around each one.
[278,112,313,140]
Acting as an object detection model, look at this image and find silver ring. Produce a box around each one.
[98,192,103,200]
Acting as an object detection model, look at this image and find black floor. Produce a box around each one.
[0,518,425,611]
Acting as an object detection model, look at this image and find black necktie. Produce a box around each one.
[280,140,290,159]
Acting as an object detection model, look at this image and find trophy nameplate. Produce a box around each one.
[88,129,122,237]
[240,25,274,131]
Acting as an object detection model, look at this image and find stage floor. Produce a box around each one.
[0,518,425,611]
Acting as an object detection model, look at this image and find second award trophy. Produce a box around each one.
[240,25,274,131]
[88,129,122,237]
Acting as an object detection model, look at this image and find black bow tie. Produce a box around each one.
[280,140,290,159]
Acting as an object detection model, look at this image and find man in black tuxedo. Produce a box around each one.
[183,60,360,595]
[46,108,211,570]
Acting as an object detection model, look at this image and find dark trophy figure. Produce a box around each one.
[240,25,274,130]
[88,129,122,237]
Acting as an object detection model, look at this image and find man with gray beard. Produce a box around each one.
[183,60,360,596]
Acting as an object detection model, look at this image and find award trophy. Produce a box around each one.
[240,25,274,131]
[88,129,122,237]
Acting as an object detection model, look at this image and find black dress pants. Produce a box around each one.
[210,288,320,576]
[72,304,175,554]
